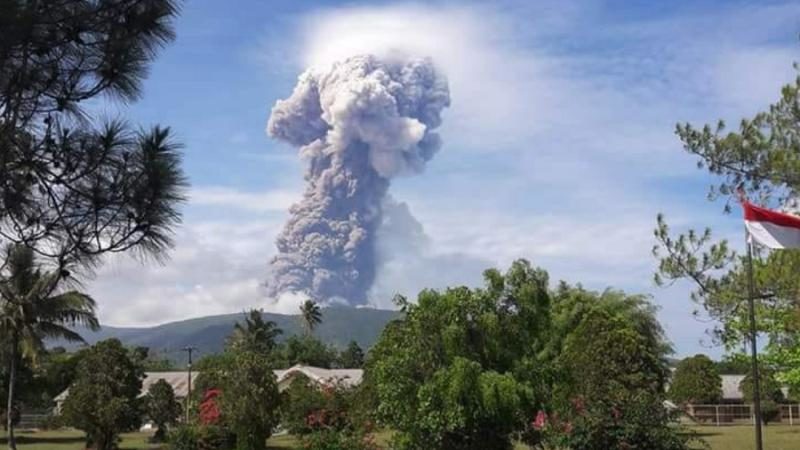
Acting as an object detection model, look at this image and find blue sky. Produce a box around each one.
[88,0,800,358]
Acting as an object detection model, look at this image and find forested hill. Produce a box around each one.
[60,306,400,364]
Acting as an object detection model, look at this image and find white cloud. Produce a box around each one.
[87,217,287,326]
[297,3,560,149]
[190,186,300,213]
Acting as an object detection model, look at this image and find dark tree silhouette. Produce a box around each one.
[0,0,187,276]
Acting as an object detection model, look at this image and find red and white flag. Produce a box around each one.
[743,201,800,249]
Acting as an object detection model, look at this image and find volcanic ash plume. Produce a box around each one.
[265,55,450,305]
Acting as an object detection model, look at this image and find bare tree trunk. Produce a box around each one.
[6,339,17,450]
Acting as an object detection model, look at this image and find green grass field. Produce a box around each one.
[691,425,800,450]
[2,426,799,449]
[0,430,159,450]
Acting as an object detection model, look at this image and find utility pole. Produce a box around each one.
[182,346,197,423]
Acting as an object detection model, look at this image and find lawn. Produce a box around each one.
[0,430,160,450]
[691,425,800,450]
[3,426,800,449]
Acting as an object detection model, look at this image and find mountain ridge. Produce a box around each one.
[60,306,400,364]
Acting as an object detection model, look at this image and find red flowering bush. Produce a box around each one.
[167,424,236,450]
[198,388,222,426]
[281,375,377,450]
[169,389,236,450]
[282,374,358,435]
[538,394,696,450]
[300,429,379,450]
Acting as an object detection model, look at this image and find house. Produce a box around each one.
[53,365,364,413]
[720,374,790,404]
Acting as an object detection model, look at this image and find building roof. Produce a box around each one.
[720,374,790,401]
[54,365,364,403]
[721,374,746,400]
[275,365,364,389]
[141,371,194,398]
[54,371,194,403]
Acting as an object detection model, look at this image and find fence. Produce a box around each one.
[685,404,800,426]
[17,409,52,430]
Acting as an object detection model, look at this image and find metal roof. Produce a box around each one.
[55,365,364,403]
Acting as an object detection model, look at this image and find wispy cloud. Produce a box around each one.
[190,186,300,213]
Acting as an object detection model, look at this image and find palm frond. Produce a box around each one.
[35,322,89,344]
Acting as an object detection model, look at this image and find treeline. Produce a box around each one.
[166,260,700,450]
[0,306,366,425]
[194,309,366,371]
[4,259,713,450]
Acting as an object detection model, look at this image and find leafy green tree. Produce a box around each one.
[338,341,365,368]
[715,354,751,375]
[61,339,145,450]
[741,368,785,402]
[226,309,282,355]
[558,308,668,404]
[675,72,800,205]
[142,356,177,372]
[550,306,691,450]
[0,245,98,449]
[546,283,672,365]
[545,282,686,449]
[18,347,83,409]
[299,300,322,335]
[146,379,181,442]
[0,0,187,273]
[741,368,785,424]
[276,335,338,369]
[653,218,799,346]
[669,354,723,405]
[369,260,552,450]
[218,351,281,450]
[652,62,800,388]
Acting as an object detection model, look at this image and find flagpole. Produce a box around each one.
[745,228,764,450]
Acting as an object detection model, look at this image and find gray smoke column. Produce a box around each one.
[265,54,450,305]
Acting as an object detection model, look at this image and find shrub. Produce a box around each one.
[301,429,378,450]
[281,374,361,435]
[197,425,236,450]
[540,392,696,450]
[740,368,786,425]
[280,375,326,435]
[146,379,181,442]
[38,413,64,431]
[168,425,199,450]
[761,400,781,425]
[168,424,235,450]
